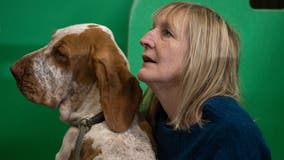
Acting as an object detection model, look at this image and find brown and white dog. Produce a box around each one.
[10,23,156,160]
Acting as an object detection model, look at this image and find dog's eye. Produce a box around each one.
[53,49,68,63]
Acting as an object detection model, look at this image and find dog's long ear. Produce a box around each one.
[92,44,142,132]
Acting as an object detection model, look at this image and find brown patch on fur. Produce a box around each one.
[52,32,96,86]
[53,27,143,132]
[81,139,102,160]
[87,24,98,28]
[137,113,157,153]
[85,28,142,132]
[68,139,102,160]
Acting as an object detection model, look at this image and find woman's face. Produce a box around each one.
[138,15,188,89]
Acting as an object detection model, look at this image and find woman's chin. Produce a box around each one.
[137,69,147,82]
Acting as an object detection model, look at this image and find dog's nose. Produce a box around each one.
[10,55,32,84]
[10,62,25,89]
[10,62,20,80]
[10,52,35,79]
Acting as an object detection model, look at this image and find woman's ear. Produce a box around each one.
[92,47,142,132]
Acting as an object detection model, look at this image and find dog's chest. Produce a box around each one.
[56,121,155,160]
[85,122,155,159]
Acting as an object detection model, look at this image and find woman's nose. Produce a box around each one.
[140,31,155,49]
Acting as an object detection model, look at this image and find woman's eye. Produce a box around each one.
[162,29,174,38]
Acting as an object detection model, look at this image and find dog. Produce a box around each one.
[10,23,156,160]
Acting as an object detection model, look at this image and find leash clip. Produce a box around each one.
[74,112,105,160]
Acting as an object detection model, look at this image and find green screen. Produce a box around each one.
[0,0,132,159]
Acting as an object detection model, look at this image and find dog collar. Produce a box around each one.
[74,112,105,128]
[73,111,105,160]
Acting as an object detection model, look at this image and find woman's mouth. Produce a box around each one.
[142,55,156,63]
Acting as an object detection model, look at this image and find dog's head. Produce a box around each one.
[10,23,142,132]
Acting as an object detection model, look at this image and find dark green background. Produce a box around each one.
[1,0,283,159]
[0,0,132,159]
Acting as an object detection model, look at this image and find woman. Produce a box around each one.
[138,2,271,160]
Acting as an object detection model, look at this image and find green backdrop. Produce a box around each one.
[0,0,132,159]
[128,0,283,160]
[1,0,283,159]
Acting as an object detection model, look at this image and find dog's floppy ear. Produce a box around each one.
[92,44,142,132]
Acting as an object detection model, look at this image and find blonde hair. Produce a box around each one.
[143,2,240,130]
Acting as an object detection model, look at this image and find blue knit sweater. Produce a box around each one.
[155,96,271,160]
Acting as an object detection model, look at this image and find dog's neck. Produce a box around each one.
[59,83,103,125]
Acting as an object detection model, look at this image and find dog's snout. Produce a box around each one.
[10,62,21,81]
[10,55,34,87]
[10,53,34,79]
[10,58,26,78]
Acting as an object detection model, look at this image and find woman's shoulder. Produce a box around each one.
[201,96,268,148]
[203,96,253,126]
[191,96,271,159]
[200,96,271,158]
[155,96,271,159]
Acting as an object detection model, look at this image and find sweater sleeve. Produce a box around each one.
[211,122,271,160]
